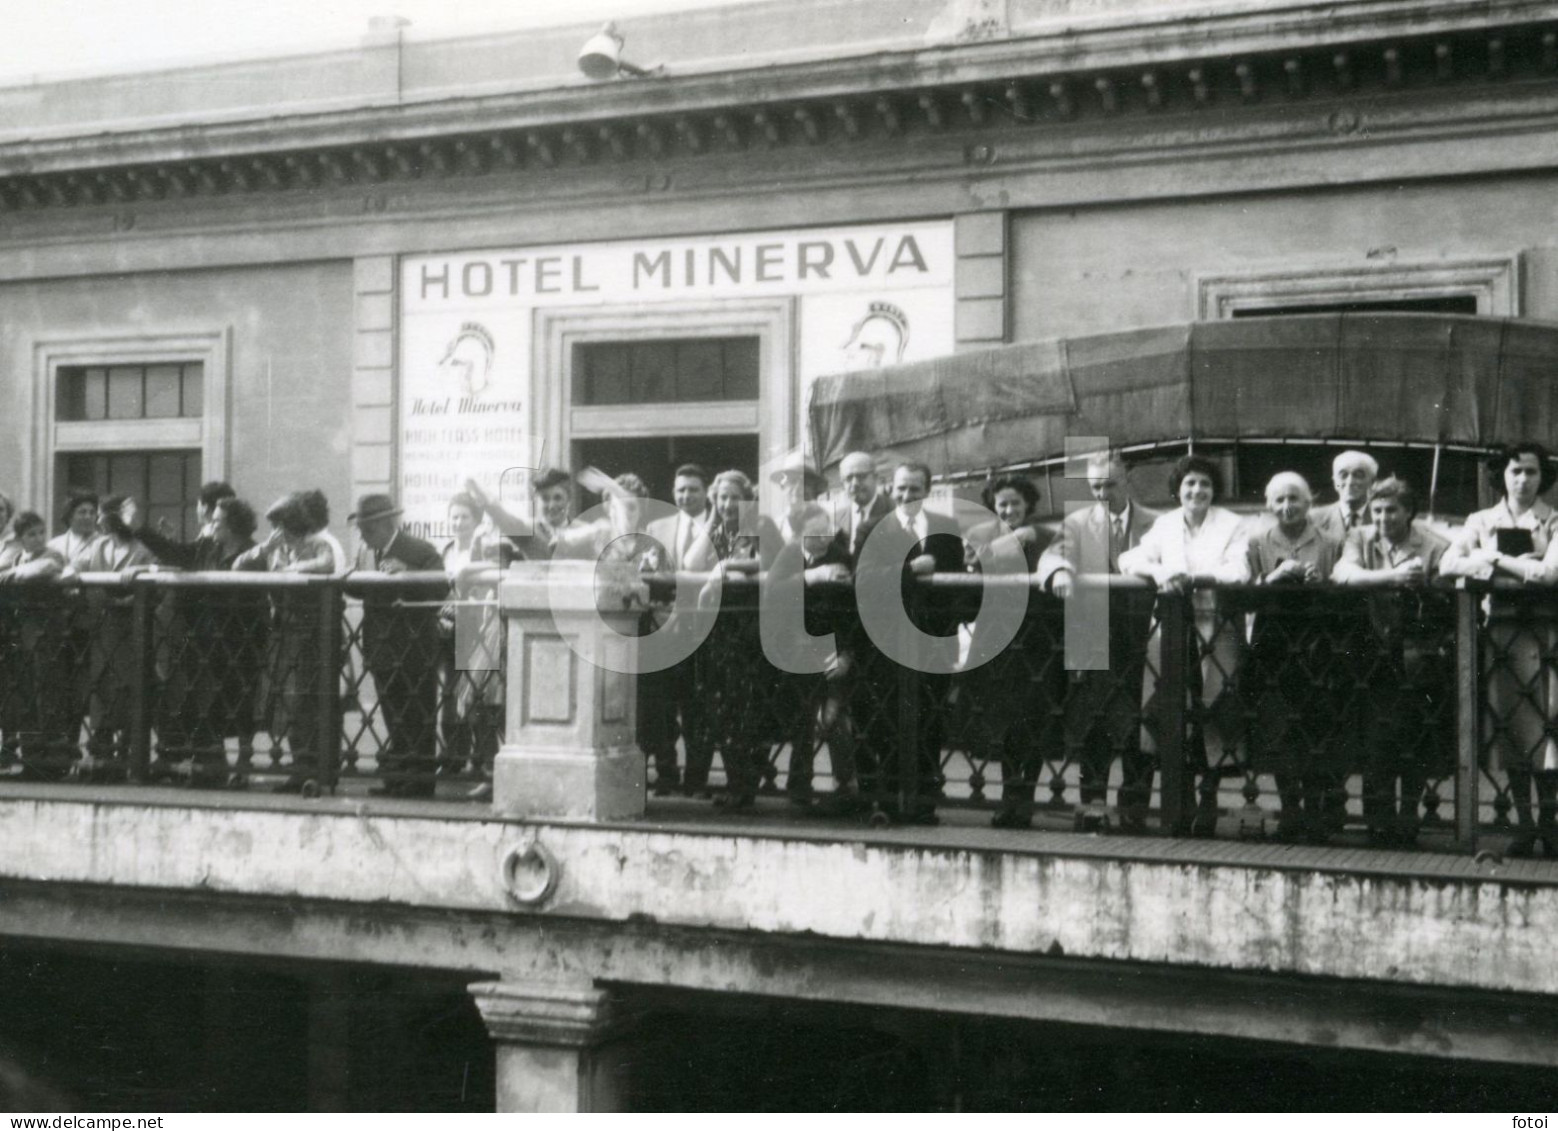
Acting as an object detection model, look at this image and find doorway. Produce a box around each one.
[572,433,760,506]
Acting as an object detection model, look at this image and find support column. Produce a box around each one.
[494,560,646,820]
[469,980,633,1112]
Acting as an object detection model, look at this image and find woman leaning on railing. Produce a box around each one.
[1119,454,1251,838]
[1439,442,1558,858]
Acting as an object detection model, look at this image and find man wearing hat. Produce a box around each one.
[352,494,448,798]
[772,451,829,544]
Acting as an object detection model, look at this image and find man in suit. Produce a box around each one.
[769,501,857,806]
[772,452,829,544]
[1310,450,1378,542]
[853,462,965,824]
[352,494,448,798]
[641,464,715,796]
[835,451,894,560]
[1037,450,1159,831]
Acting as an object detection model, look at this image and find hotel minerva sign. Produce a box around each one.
[407,225,950,306]
[398,222,954,536]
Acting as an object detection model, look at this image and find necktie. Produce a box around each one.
[853,508,868,555]
[1110,515,1125,572]
[678,517,694,566]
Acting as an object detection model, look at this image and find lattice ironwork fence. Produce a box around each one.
[0,569,1545,853]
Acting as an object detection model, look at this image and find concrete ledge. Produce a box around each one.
[4,880,1557,1068]
[0,788,1554,996]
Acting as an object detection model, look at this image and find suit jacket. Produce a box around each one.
[833,492,894,564]
[354,529,447,670]
[857,506,964,644]
[1310,501,1371,544]
[767,537,853,640]
[645,509,714,572]
[1036,501,1159,589]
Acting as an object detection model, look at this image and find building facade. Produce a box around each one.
[4,0,1558,1111]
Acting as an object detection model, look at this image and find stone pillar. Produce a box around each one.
[469,979,633,1113]
[495,560,645,820]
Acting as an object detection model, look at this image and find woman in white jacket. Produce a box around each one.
[1120,454,1251,836]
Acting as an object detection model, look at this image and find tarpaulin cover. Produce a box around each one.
[807,313,1558,472]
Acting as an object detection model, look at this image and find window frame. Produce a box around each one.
[1194,255,1521,320]
[535,299,794,484]
[31,331,231,518]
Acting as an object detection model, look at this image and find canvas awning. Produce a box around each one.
[807,313,1558,474]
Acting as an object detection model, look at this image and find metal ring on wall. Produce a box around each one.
[500,836,560,906]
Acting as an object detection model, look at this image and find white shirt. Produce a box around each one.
[1119,505,1251,610]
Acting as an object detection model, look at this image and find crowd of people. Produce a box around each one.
[0,439,1555,852]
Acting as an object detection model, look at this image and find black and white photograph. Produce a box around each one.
[0,0,1557,1114]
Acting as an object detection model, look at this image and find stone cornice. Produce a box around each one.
[0,7,1554,214]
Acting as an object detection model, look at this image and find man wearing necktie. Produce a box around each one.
[836,452,893,562]
[1310,450,1378,543]
[352,494,447,798]
[643,464,716,795]
[853,462,965,825]
[1037,451,1159,831]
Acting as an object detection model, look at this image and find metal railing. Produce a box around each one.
[0,566,1550,853]
[657,574,1542,852]
[0,570,496,797]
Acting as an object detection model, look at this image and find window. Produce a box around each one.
[56,363,205,422]
[57,450,204,541]
[1196,256,1519,319]
[573,338,759,405]
[34,332,229,541]
[1229,296,1479,318]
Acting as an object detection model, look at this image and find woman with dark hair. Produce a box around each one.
[49,491,100,566]
[150,497,264,786]
[235,493,337,792]
[1441,442,1558,855]
[688,469,783,810]
[298,489,346,575]
[966,475,1049,571]
[1120,454,1251,836]
[958,474,1063,827]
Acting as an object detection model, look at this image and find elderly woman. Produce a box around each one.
[1242,472,1344,842]
[1333,476,1450,845]
[235,493,337,792]
[1440,443,1558,856]
[686,469,782,810]
[961,475,1063,828]
[1120,454,1251,836]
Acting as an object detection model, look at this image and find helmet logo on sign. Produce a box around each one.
[842,301,909,371]
[438,321,496,399]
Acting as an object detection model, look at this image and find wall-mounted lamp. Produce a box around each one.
[578,22,664,80]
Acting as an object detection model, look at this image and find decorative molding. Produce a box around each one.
[0,19,1551,218]
[1195,255,1522,318]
